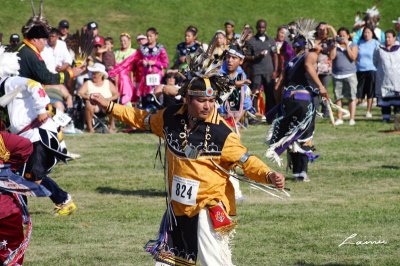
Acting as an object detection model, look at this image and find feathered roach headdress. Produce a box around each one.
[179,32,232,97]
[21,0,51,39]
[293,18,318,49]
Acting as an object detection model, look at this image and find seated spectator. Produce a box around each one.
[77,63,119,133]
[45,84,73,114]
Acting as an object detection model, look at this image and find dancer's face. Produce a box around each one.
[187,96,216,120]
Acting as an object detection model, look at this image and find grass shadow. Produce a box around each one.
[293,262,363,266]
[96,186,166,197]
[381,165,400,170]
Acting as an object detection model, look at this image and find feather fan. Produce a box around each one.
[66,29,94,66]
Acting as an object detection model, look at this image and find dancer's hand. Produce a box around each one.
[89,93,110,109]
[268,172,285,189]
[37,113,48,124]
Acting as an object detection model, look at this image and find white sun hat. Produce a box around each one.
[87,63,108,79]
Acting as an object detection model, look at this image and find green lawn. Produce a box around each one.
[1,1,399,265]
[25,106,400,265]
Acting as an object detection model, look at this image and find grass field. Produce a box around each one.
[1,1,399,265]
[24,105,400,265]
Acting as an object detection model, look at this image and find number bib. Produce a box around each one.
[171,175,200,206]
[146,74,160,86]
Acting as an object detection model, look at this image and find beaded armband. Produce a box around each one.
[106,101,115,114]
[238,152,250,166]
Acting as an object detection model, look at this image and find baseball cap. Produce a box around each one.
[10,33,20,42]
[93,36,105,46]
[87,21,98,30]
[59,19,69,29]
[225,20,235,27]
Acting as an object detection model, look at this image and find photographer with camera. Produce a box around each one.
[330,27,358,126]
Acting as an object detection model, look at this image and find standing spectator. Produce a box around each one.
[115,32,136,64]
[7,33,20,52]
[374,30,400,123]
[315,22,337,117]
[213,30,228,58]
[225,20,240,45]
[58,19,72,44]
[41,28,73,75]
[352,6,385,44]
[245,19,278,123]
[356,25,380,118]
[92,36,106,63]
[109,27,169,103]
[240,24,254,78]
[172,27,200,70]
[113,33,136,105]
[87,21,99,37]
[331,27,358,126]
[392,17,400,44]
[103,37,116,71]
[274,25,295,99]
[136,34,148,47]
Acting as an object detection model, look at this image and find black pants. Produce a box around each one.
[23,142,68,205]
[251,73,276,122]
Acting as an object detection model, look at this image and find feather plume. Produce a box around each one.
[179,33,232,95]
[295,18,318,49]
[66,29,94,65]
[235,25,252,48]
[39,0,44,19]
[30,0,36,17]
